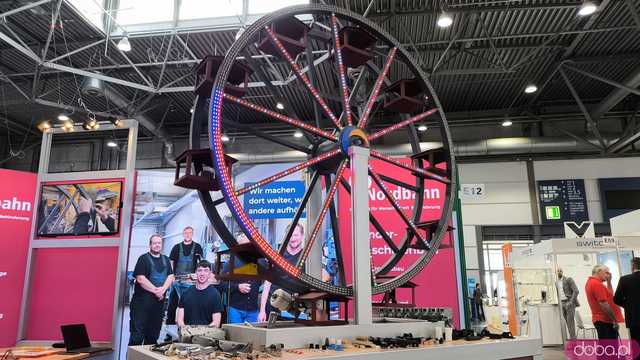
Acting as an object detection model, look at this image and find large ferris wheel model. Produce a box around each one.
[189,4,456,297]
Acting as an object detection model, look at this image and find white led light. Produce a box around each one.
[221,134,230,142]
[437,12,453,28]
[276,102,284,110]
[524,84,538,94]
[293,130,304,138]
[417,124,428,132]
[117,36,131,52]
[502,120,513,127]
[107,140,118,148]
[578,1,597,16]
[57,114,69,121]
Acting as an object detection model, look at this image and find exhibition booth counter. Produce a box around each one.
[128,336,542,360]
[508,229,640,346]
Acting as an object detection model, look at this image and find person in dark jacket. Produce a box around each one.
[473,283,485,321]
[614,257,640,358]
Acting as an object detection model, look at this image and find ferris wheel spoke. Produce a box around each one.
[296,160,348,269]
[330,14,352,127]
[378,174,419,192]
[370,150,450,184]
[338,177,399,254]
[368,108,438,141]
[368,167,428,249]
[235,149,341,196]
[324,173,347,287]
[224,93,337,141]
[264,26,342,130]
[278,171,321,256]
[356,47,397,129]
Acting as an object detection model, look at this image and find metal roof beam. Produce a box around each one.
[368,2,581,17]
[590,64,640,121]
[0,0,53,19]
[41,61,155,92]
[559,67,607,149]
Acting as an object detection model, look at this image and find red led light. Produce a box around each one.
[224,93,337,141]
[235,150,340,196]
[297,161,347,268]
[369,108,438,140]
[330,15,352,127]
[264,26,342,130]
[357,47,397,129]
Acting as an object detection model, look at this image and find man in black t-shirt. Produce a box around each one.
[177,260,223,327]
[167,226,204,325]
[129,234,174,345]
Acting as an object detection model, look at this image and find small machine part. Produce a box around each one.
[178,325,226,343]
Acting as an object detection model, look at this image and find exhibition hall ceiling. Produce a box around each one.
[0,0,639,161]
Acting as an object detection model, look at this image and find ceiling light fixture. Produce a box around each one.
[57,114,70,121]
[293,130,304,138]
[83,118,99,131]
[61,120,74,132]
[117,35,131,52]
[578,1,597,16]
[221,134,230,142]
[110,118,122,127]
[276,102,284,110]
[524,84,538,94]
[107,140,118,148]
[37,120,51,132]
[417,124,428,132]
[437,12,453,28]
[502,119,513,127]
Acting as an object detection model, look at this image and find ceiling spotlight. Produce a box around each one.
[293,130,304,138]
[437,12,453,28]
[502,119,513,127]
[578,1,597,16]
[61,120,74,132]
[221,134,230,142]
[83,118,99,131]
[110,118,123,127]
[524,84,538,94]
[57,114,70,121]
[37,120,51,132]
[276,102,284,110]
[107,140,118,148]
[190,108,194,114]
[117,35,131,52]
[417,124,428,132]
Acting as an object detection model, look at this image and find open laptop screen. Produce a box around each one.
[61,324,91,350]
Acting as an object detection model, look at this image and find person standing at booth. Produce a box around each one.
[176,260,224,327]
[614,257,640,356]
[473,283,485,321]
[223,232,261,323]
[257,223,305,322]
[167,226,204,324]
[585,265,622,340]
[556,268,580,339]
[129,234,174,345]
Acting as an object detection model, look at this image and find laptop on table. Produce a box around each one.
[61,324,112,354]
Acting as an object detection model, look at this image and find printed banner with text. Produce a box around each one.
[0,169,36,346]
[338,158,460,327]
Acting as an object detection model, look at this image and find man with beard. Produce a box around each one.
[257,224,304,322]
[129,234,174,345]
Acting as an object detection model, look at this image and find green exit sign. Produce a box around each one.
[545,206,561,220]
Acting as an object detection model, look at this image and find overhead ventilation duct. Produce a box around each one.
[227,136,616,164]
[81,77,176,166]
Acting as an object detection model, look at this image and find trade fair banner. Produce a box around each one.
[338,158,461,327]
[0,169,36,347]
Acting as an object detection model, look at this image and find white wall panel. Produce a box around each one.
[462,225,478,248]
[459,161,528,183]
[464,247,479,269]
[535,158,640,180]
[461,182,530,204]
[462,203,533,225]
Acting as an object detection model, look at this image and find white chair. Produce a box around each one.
[575,312,597,339]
